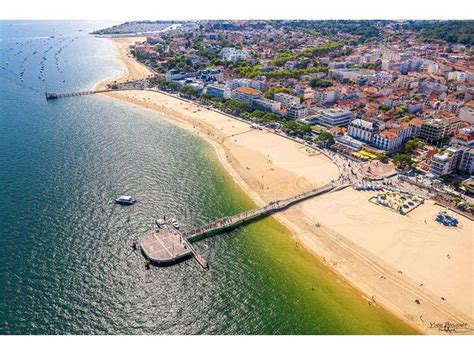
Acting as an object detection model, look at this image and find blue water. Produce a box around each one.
[0,21,416,335]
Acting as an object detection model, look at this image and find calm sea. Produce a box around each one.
[0,20,417,334]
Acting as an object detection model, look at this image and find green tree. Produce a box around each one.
[402,139,424,153]
[318,131,334,142]
[310,78,333,88]
[263,86,291,99]
[392,154,413,169]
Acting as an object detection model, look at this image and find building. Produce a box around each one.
[451,127,474,148]
[348,119,378,142]
[166,69,185,82]
[408,118,423,137]
[226,78,266,91]
[166,69,223,83]
[252,98,282,114]
[372,130,403,152]
[458,147,474,175]
[198,69,224,82]
[418,117,462,144]
[274,93,300,108]
[459,106,474,124]
[286,104,308,120]
[219,47,250,62]
[205,84,231,100]
[231,86,262,104]
[447,71,474,82]
[294,85,314,102]
[313,88,340,105]
[314,108,353,127]
[430,147,463,176]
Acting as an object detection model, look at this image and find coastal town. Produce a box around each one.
[82,20,474,334]
[4,0,474,348]
[99,20,473,217]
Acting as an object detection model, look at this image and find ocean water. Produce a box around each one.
[0,20,417,335]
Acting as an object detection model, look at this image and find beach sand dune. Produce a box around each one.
[96,38,473,334]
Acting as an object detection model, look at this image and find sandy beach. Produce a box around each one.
[98,37,473,334]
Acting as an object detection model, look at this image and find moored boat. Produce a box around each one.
[115,195,137,205]
[170,218,180,229]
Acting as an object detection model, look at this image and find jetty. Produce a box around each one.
[45,89,117,100]
[140,182,343,269]
[45,80,150,100]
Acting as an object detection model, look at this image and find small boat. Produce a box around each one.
[170,218,180,229]
[155,219,165,228]
[115,195,137,205]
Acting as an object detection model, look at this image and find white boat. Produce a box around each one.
[155,219,165,228]
[170,218,180,229]
[115,195,137,205]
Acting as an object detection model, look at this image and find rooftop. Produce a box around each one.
[233,86,261,95]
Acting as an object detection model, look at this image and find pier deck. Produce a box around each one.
[140,226,192,265]
[140,182,345,269]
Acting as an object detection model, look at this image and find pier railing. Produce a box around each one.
[45,90,117,100]
[183,182,338,241]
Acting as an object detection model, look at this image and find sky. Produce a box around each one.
[2,0,473,20]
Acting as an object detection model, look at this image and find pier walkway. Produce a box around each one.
[45,90,115,99]
[140,181,343,269]
[45,81,150,100]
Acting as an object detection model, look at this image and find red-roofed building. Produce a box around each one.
[231,86,262,104]
[372,129,404,152]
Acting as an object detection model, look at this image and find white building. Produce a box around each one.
[286,104,308,120]
[226,78,265,91]
[314,108,353,127]
[430,147,463,176]
[348,119,378,142]
[274,93,300,108]
[220,47,250,62]
[459,106,474,124]
[372,130,403,152]
[447,71,474,82]
[205,84,231,99]
[313,89,340,105]
[231,86,262,104]
[253,98,282,114]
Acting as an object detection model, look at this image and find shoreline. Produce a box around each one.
[95,37,473,335]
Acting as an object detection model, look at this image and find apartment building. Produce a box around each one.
[205,84,231,99]
[314,108,353,127]
[313,88,340,105]
[286,104,308,120]
[274,93,300,108]
[372,130,404,152]
[231,86,262,104]
[430,147,464,176]
[418,117,462,144]
[347,119,378,142]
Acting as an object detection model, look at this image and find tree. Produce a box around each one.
[263,86,291,99]
[250,110,266,118]
[318,131,334,142]
[223,99,252,114]
[392,154,413,169]
[179,86,198,97]
[262,113,279,121]
[402,139,424,153]
[310,78,333,88]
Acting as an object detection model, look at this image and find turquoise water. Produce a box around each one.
[0,20,417,334]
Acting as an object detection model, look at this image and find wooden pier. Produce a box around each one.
[45,81,150,100]
[45,90,116,100]
[140,182,341,269]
